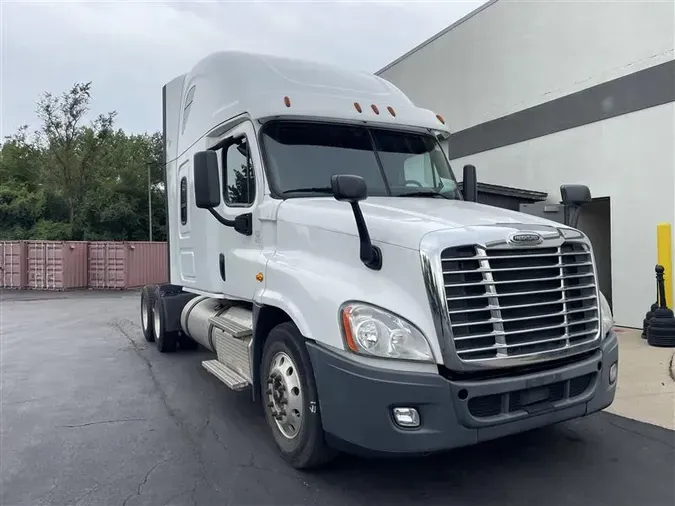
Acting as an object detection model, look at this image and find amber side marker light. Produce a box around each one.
[341,306,358,353]
[284,96,291,107]
[371,104,380,115]
[387,106,396,117]
[354,102,363,113]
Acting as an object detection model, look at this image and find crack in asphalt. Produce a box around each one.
[36,478,59,506]
[109,318,305,502]
[110,319,188,434]
[208,419,229,452]
[110,318,221,499]
[58,418,146,428]
[121,457,173,506]
[72,483,102,505]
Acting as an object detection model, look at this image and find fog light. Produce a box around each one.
[609,362,618,385]
[392,407,420,428]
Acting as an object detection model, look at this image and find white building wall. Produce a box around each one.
[451,103,675,328]
[378,0,675,328]
[378,0,674,132]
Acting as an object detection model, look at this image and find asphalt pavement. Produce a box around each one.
[1,290,674,506]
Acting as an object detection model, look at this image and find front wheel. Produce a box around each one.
[261,322,337,469]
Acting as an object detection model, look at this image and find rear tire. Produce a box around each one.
[153,296,178,353]
[140,285,157,342]
[260,322,337,469]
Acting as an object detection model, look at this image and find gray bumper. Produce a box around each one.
[307,330,618,455]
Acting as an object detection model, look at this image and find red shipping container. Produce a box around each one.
[0,241,27,289]
[88,241,167,289]
[27,241,88,290]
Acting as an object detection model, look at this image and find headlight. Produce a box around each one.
[339,303,434,362]
[599,291,614,338]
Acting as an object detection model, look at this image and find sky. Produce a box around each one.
[1,0,485,136]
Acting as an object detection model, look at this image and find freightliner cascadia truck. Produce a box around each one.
[140,50,618,469]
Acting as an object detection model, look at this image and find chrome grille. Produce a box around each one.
[442,242,599,363]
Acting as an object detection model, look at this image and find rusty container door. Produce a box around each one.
[27,241,89,290]
[62,242,88,288]
[125,242,168,288]
[0,241,27,289]
[27,241,57,289]
[88,242,127,289]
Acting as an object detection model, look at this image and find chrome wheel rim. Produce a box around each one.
[153,302,161,341]
[141,296,149,331]
[266,351,303,440]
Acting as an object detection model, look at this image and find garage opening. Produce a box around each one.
[577,197,613,310]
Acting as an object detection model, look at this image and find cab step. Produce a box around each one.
[209,312,252,339]
[202,360,250,391]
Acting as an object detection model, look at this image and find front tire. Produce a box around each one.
[260,322,337,469]
[140,285,157,342]
[153,296,178,353]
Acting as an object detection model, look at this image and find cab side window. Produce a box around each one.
[223,137,255,206]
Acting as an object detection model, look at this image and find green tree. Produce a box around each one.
[36,82,116,235]
[0,81,166,242]
[0,125,44,190]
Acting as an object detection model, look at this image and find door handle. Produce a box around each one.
[219,253,226,281]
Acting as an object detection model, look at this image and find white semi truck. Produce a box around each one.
[140,50,618,469]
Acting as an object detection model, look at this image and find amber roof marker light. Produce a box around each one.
[371,104,380,115]
[283,96,291,107]
[387,106,396,117]
[354,102,362,113]
[436,113,445,124]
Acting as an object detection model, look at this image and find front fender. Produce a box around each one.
[256,226,443,363]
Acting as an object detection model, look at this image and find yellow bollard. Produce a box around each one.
[656,223,672,307]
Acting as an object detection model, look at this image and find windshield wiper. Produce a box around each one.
[281,187,333,195]
[397,190,449,199]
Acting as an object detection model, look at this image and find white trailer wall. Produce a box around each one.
[378,0,675,328]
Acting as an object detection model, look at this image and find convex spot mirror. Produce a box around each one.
[194,151,221,209]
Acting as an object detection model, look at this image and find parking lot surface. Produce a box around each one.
[1,290,674,506]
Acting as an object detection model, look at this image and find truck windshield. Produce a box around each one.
[260,121,461,199]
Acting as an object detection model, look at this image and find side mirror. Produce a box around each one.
[331,174,367,202]
[330,174,381,271]
[560,184,591,229]
[462,164,478,202]
[193,151,221,209]
[560,184,591,207]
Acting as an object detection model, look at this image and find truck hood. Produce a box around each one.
[276,197,567,250]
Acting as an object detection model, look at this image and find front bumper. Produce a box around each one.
[307,330,618,455]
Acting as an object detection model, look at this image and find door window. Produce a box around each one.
[223,136,256,206]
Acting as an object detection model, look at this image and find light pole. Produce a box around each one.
[147,161,153,242]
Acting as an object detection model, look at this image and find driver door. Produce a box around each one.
[213,120,264,300]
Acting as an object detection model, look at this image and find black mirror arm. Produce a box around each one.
[207,208,252,236]
[208,208,235,227]
[351,202,382,270]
